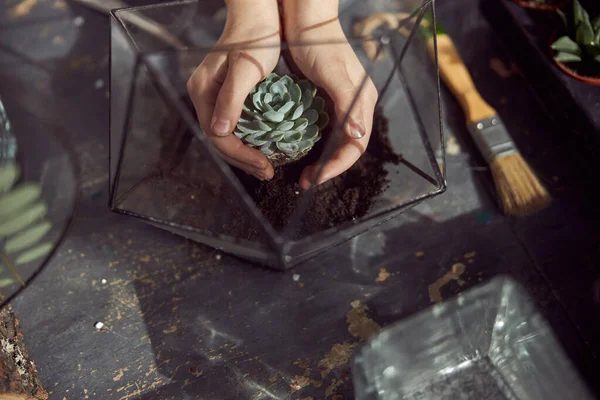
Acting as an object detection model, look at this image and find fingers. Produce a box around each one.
[300,54,378,190]
[211,50,266,136]
[187,54,273,178]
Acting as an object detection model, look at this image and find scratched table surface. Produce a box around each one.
[1,0,600,399]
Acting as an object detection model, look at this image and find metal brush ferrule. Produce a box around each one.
[467,116,516,164]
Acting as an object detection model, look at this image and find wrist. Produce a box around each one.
[226,0,280,27]
[282,0,339,39]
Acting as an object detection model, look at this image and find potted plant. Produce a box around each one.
[511,0,571,12]
[550,0,600,84]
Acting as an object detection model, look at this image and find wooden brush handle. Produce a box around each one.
[427,35,497,124]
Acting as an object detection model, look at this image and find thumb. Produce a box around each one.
[319,68,370,141]
[211,51,265,137]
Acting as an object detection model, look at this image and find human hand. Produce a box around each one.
[187,0,280,181]
[282,0,378,190]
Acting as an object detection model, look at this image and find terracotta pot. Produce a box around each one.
[549,29,600,85]
[512,0,570,11]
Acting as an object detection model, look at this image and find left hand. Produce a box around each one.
[282,0,378,190]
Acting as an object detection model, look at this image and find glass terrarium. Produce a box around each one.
[109,0,445,269]
[351,276,595,400]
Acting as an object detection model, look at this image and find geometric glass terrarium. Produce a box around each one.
[351,276,595,400]
[109,0,445,270]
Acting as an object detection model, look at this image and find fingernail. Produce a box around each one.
[348,118,365,139]
[252,172,266,181]
[211,117,231,136]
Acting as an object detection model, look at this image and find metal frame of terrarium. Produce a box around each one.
[109,0,446,270]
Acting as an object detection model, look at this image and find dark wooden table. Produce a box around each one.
[1,0,599,399]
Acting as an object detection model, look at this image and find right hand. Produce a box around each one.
[187,0,281,181]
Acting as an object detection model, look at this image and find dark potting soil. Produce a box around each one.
[152,100,401,240]
[231,105,401,235]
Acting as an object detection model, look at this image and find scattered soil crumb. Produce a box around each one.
[318,343,357,378]
[9,0,38,18]
[290,376,311,393]
[140,255,151,262]
[346,301,381,341]
[489,57,517,78]
[415,251,424,258]
[428,263,467,303]
[446,136,460,156]
[464,252,476,259]
[375,268,390,282]
[113,368,128,381]
[163,325,177,334]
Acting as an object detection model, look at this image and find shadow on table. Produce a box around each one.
[127,204,600,399]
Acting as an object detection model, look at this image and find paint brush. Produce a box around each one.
[424,17,551,216]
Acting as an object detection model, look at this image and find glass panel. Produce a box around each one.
[352,277,595,400]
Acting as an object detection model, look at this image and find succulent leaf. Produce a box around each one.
[234,72,329,160]
[551,35,581,54]
[554,52,583,63]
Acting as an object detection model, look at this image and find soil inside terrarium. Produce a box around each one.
[153,99,401,240]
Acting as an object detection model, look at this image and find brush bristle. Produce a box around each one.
[490,152,551,216]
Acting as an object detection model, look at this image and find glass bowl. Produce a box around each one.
[0,95,79,308]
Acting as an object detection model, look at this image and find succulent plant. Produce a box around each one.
[551,0,600,66]
[234,73,329,166]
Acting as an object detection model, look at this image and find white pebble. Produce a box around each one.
[295,191,300,195]
[101,279,107,284]
[73,16,85,27]
[215,254,222,261]
[94,321,104,330]
[292,274,300,282]
[94,79,104,89]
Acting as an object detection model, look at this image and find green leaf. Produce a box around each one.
[291,105,304,120]
[293,118,309,132]
[304,125,319,141]
[276,121,295,131]
[259,82,270,93]
[252,92,263,111]
[301,89,313,109]
[263,93,273,104]
[551,35,581,54]
[0,183,42,219]
[265,73,279,82]
[4,221,52,254]
[233,130,248,139]
[573,0,589,26]
[592,14,600,31]
[266,131,285,141]
[283,93,292,104]
[297,140,315,153]
[0,278,14,288]
[270,82,286,95]
[289,84,302,103]
[554,51,582,62]
[297,80,312,94]
[260,142,277,155]
[576,17,595,46]
[284,131,303,142]
[302,109,319,125]
[0,164,19,193]
[15,242,53,265]
[277,101,295,115]
[594,53,600,64]
[255,120,273,131]
[0,202,47,237]
[312,97,325,113]
[276,142,299,156]
[317,112,330,129]
[263,111,285,123]
[237,121,263,135]
[244,136,269,146]
[278,75,294,87]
